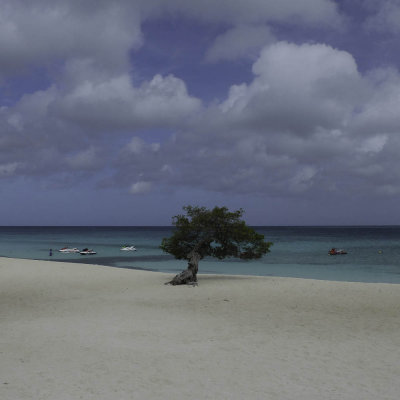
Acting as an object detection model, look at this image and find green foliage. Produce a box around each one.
[160,206,272,261]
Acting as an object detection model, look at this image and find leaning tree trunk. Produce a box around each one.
[165,250,201,285]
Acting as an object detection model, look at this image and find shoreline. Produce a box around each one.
[1,257,400,399]
[3,254,400,285]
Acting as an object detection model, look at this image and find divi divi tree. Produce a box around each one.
[160,206,272,285]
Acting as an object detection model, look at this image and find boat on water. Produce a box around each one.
[120,245,136,251]
[59,247,80,253]
[329,248,347,255]
[80,248,97,255]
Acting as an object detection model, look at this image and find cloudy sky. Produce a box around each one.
[1,0,400,225]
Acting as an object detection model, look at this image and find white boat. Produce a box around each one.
[59,247,80,253]
[120,245,136,251]
[80,248,97,255]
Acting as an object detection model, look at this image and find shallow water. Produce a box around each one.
[1,226,399,283]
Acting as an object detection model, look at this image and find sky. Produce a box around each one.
[1,0,400,226]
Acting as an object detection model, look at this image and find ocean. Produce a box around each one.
[0,226,399,283]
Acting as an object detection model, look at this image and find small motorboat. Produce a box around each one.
[329,248,347,255]
[59,247,80,253]
[120,245,137,251]
[80,248,97,255]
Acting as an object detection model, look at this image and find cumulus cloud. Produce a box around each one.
[352,67,400,135]
[220,42,363,134]
[0,66,201,181]
[55,72,201,131]
[110,41,400,198]
[0,0,341,81]
[358,135,388,154]
[130,181,152,194]
[205,25,275,62]
[0,0,142,79]
[1,0,400,203]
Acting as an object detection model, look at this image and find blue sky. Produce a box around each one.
[1,0,400,225]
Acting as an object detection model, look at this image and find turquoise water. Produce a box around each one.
[0,226,399,283]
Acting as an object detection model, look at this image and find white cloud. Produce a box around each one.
[115,41,400,198]
[0,1,143,79]
[2,0,400,203]
[220,42,363,134]
[55,72,201,131]
[352,68,400,135]
[7,113,23,131]
[125,137,160,155]
[66,146,99,170]
[0,162,19,177]
[134,75,202,125]
[130,181,152,194]
[358,135,387,154]
[205,25,275,63]
[0,0,341,81]
[0,62,201,182]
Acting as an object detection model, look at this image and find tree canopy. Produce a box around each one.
[161,206,272,285]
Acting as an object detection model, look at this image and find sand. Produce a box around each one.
[1,257,400,400]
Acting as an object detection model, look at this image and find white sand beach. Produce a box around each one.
[1,257,400,400]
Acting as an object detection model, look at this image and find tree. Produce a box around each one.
[160,206,272,285]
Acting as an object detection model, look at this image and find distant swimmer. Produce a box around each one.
[49,248,53,256]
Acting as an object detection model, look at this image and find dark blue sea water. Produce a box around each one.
[0,226,399,283]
